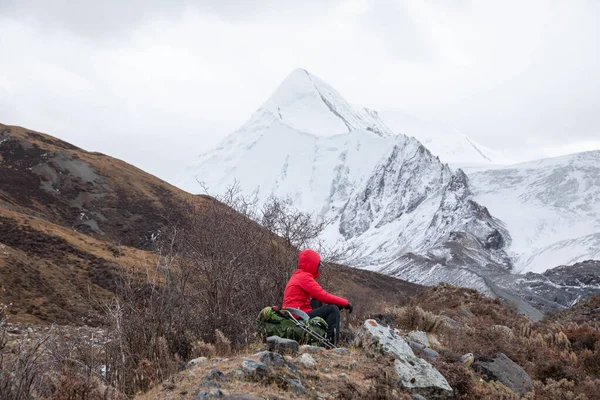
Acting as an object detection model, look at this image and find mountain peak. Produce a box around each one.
[258,68,393,137]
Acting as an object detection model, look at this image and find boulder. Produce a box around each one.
[267,336,299,354]
[194,388,224,399]
[296,353,317,368]
[202,369,225,381]
[408,341,439,361]
[254,351,286,367]
[427,334,442,349]
[407,331,431,347]
[242,359,272,380]
[473,353,532,395]
[188,357,208,368]
[355,319,453,398]
[491,325,514,338]
[460,353,474,367]
[332,347,351,356]
[300,344,324,354]
[439,315,462,329]
[285,378,306,394]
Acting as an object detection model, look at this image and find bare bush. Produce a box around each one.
[0,305,49,400]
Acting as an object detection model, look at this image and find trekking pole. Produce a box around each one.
[280,308,337,349]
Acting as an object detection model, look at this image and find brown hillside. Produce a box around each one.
[0,123,423,325]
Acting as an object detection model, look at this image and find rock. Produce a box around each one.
[296,353,317,368]
[459,307,474,318]
[254,350,299,374]
[473,353,533,395]
[332,347,351,355]
[460,353,474,367]
[223,395,263,400]
[200,382,221,389]
[194,388,224,399]
[267,336,299,354]
[439,315,462,328]
[340,327,356,344]
[427,334,442,349]
[300,345,324,354]
[285,378,306,394]
[491,325,514,338]
[188,357,208,368]
[407,341,439,361]
[254,351,286,367]
[202,369,225,381]
[228,369,245,379]
[355,319,453,398]
[411,394,427,400]
[408,331,431,347]
[242,359,272,380]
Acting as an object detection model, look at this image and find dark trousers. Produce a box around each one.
[308,304,340,345]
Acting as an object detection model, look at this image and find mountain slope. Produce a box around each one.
[0,122,422,324]
[469,151,600,273]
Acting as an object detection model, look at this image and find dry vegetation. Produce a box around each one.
[380,285,600,399]
[3,123,600,399]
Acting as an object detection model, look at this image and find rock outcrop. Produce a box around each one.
[354,319,453,398]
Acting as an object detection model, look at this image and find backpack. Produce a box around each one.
[258,306,328,346]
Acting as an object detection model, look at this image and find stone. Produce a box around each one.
[296,353,317,368]
[411,394,427,400]
[254,351,286,367]
[285,378,306,394]
[408,341,440,361]
[439,315,462,329]
[491,325,514,338]
[202,369,225,381]
[407,331,431,347]
[200,382,221,389]
[194,388,224,399]
[267,336,299,354]
[355,319,453,398]
[228,369,244,378]
[460,353,474,367]
[187,357,208,368]
[427,334,442,349]
[474,353,533,395]
[223,395,263,400]
[332,347,351,355]
[242,359,272,380]
[300,345,324,354]
[459,307,474,318]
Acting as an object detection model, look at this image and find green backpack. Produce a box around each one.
[258,306,328,346]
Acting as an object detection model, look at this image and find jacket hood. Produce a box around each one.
[298,249,321,278]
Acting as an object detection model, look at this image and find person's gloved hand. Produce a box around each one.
[344,303,353,314]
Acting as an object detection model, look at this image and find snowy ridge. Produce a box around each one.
[262,68,394,137]
[379,110,498,166]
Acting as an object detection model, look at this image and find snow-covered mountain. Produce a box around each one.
[379,111,498,166]
[183,68,600,317]
[469,151,600,274]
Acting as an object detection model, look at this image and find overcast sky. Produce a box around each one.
[1,0,599,183]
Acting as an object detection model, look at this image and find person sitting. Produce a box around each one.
[282,249,353,345]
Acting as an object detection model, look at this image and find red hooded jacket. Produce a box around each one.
[282,249,349,312]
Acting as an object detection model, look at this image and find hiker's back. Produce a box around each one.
[283,269,311,312]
